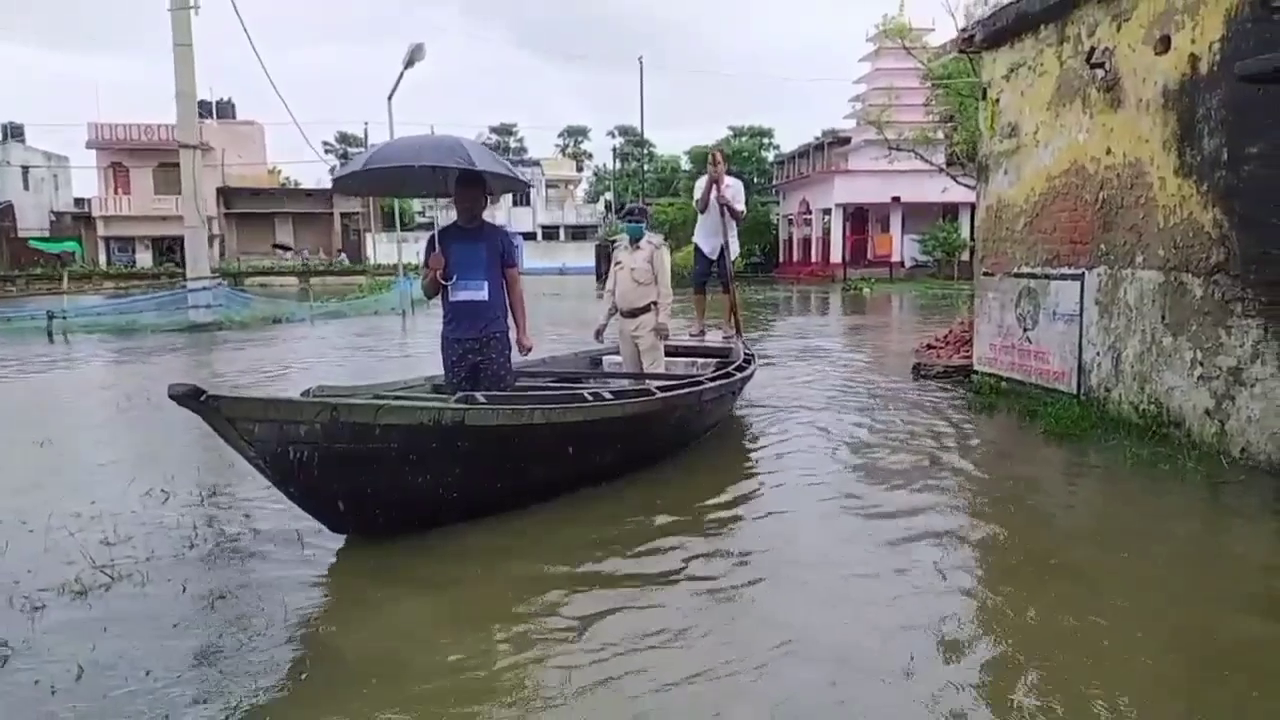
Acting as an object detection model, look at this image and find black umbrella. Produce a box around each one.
[331,133,530,198]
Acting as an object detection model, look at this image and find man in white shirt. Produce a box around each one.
[689,148,746,337]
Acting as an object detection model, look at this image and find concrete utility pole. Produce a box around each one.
[169,0,212,317]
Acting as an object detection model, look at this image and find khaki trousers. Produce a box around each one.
[618,311,665,373]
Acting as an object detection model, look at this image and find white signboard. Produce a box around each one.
[973,272,1084,395]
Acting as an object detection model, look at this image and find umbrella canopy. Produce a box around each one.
[331,133,530,199]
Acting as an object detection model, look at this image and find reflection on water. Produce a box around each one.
[249,420,760,719]
[960,415,1280,718]
[1,277,1277,718]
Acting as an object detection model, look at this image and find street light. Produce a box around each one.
[388,41,425,315]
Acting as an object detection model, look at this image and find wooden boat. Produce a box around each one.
[166,337,757,537]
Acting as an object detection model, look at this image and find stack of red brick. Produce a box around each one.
[913,316,973,367]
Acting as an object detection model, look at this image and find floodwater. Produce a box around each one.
[1,276,1277,719]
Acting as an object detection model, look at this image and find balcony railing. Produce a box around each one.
[85,122,211,150]
[540,205,603,225]
[92,195,182,217]
[433,203,603,228]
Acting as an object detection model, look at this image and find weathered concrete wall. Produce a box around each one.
[970,0,1279,464]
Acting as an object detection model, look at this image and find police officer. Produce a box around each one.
[593,204,672,373]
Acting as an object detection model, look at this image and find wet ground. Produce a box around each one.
[1,276,1277,719]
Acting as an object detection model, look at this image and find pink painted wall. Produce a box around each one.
[89,120,272,215]
[833,171,972,205]
[777,176,834,217]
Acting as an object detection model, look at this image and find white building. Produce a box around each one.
[0,124,75,238]
[413,156,604,241]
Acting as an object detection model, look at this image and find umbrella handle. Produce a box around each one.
[428,268,456,286]
[424,233,455,286]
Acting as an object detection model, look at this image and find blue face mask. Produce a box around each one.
[623,223,646,241]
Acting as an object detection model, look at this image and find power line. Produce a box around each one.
[15,120,565,130]
[226,0,331,170]
[2,158,333,170]
[14,56,885,130]
[17,120,572,131]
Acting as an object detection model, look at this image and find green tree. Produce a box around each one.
[607,123,656,205]
[647,154,686,198]
[482,122,529,160]
[867,7,981,188]
[320,130,367,176]
[378,198,419,231]
[648,198,698,249]
[585,165,611,205]
[926,54,981,177]
[681,126,781,270]
[584,124,781,271]
[269,166,302,188]
[918,219,969,279]
[684,125,780,198]
[554,124,593,168]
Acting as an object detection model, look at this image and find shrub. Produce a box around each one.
[918,220,968,280]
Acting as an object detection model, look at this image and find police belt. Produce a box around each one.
[617,302,656,320]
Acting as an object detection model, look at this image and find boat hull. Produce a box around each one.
[168,341,755,537]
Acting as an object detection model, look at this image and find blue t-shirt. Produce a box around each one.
[431,221,518,339]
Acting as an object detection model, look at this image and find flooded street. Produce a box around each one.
[1,276,1277,719]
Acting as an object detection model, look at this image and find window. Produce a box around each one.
[876,212,891,234]
[107,238,137,267]
[20,166,30,191]
[510,191,531,207]
[152,162,182,196]
[53,174,59,193]
[109,162,132,195]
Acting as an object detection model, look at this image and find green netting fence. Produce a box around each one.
[0,277,424,335]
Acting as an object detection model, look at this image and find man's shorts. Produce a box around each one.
[441,332,515,393]
[691,245,731,295]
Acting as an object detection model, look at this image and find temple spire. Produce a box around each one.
[898,0,906,17]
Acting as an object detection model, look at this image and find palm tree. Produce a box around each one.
[481,123,529,160]
[320,130,367,176]
[269,166,302,187]
[555,124,593,169]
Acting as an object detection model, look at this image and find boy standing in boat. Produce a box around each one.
[690,147,745,337]
[422,169,533,393]
[594,204,672,373]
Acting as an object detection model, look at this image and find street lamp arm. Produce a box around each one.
[388,67,408,104]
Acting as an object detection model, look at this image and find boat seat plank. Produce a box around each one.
[449,384,660,406]
[515,368,704,381]
[661,344,735,359]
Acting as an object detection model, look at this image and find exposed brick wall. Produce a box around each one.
[970,0,1280,465]
[979,161,1228,278]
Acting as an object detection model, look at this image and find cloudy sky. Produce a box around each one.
[2,0,962,193]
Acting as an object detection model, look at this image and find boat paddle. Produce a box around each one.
[718,198,745,340]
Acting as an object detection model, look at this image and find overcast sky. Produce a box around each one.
[2,0,961,193]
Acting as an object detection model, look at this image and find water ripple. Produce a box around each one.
[6,279,1276,719]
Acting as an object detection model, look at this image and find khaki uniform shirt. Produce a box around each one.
[601,232,673,326]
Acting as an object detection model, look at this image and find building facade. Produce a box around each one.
[412,156,603,241]
[85,118,274,268]
[771,11,977,279]
[217,187,364,265]
[961,0,1278,465]
[0,129,76,240]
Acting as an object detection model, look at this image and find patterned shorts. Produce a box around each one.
[442,332,515,393]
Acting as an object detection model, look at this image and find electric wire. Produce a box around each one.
[225,0,331,171]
